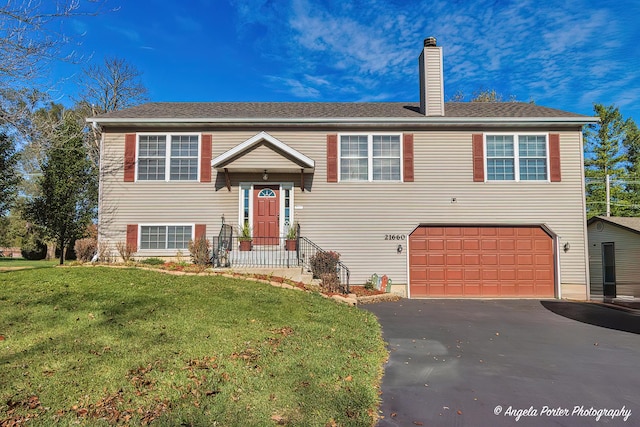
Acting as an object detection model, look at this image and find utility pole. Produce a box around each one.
[606,174,611,217]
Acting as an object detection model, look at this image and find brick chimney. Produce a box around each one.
[419,37,444,116]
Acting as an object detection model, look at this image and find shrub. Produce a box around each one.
[74,238,97,262]
[310,251,341,292]
[364,275,376,290]
[115,241,134,263]
[98,245,114,263]
[84,223,98,239]
[188,236,210,266]
[320,273,341,293]
[21,238,47,260]
[140,257,165,266]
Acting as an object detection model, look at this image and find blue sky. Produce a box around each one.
[50,0,640,120]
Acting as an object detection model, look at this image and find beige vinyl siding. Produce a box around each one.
[587,221,640,297]
[419,48,444,116]
[221,144,302,170]
[100,128,588,294]
[99,133,217,257]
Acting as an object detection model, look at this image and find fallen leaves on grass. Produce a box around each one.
[271,414,287,424]
[231,347,259,363]
[126,364,157,393]
[3,394,45,425]
[184,356,218,370]
[270,326,294,337]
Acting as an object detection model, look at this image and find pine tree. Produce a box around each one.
[622,120,640,216]
[0,131,19,216]
[584,104,630,218]
[25,110,96,264]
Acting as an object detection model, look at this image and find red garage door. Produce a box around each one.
[409,226,555,298]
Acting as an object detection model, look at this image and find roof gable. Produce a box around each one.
[588,216,640,236]
[211,131,315,173]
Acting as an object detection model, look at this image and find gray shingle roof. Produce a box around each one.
[93,101,590,120]
[592,216,640,234]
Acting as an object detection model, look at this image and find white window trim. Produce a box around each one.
[338,133,403,182]
[135,132,201,182]
[138,223,195,251]
[484,132,550,182]
[238,182,294,237]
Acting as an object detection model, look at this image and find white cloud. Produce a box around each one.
[227,0,640,118]
[266,75,322,98]
[105,25,142,43]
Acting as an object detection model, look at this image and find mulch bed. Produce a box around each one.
[349,286,387,297]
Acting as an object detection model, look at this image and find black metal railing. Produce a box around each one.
[209,223,350,293]
[210,235,301,268]
[298,237,350,293]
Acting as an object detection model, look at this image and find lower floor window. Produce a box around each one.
[140,225,192,249]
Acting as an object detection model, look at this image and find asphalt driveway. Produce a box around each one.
[362,300,640,427]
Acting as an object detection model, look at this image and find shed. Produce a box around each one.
[587,216,640,298]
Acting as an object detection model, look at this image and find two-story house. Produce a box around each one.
[89,38,596,299]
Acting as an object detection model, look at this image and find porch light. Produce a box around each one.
[263,170,268,181]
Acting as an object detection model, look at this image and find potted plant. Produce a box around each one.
[238,221,252,251]
[285,222,298,251]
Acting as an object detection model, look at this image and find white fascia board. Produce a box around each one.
[87,116,600,126]
[211,131,315,169]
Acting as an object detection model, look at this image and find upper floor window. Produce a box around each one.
[137,134,199,181]
[486,134,548,181]
[340,134,401,182]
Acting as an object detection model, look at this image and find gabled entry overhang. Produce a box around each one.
[211,131,315,173]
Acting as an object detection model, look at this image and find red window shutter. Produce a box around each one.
[200,134,212,183]
[195,224,206,240]
[403,133,414,182]
[472,134,485,182]
[549,133,561,182]
[126,224,138,252]
[327,134,338,183]
[124,134,136,182]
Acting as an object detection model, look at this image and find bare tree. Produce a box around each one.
[75,57,148,167]
[447,88,521,103]
[1,1,109,136]
[0,1,106,86]
[77,57,149,114]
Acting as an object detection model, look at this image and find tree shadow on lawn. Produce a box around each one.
[541,300,640,334]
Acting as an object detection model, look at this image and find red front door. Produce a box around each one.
[253,185,279,245]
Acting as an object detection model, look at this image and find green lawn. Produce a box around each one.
[0,258,58,269]
[0,267,386,426]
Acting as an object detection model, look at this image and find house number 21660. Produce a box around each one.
[385,234,406,241]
